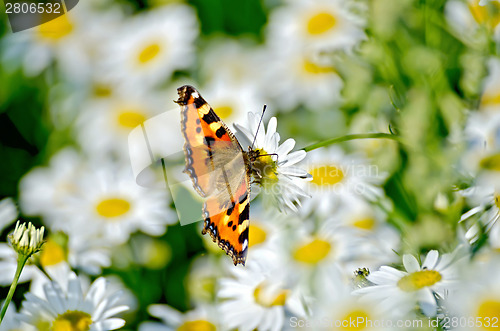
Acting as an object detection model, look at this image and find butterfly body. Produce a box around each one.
[175,85,253,265]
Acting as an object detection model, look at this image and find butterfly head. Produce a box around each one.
[175,85,201,106]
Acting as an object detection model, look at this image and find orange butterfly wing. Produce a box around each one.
[176,85,250,265]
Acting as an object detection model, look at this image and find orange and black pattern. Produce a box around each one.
[176,85,250,265]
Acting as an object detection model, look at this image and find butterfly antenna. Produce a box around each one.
[251,105,267,151]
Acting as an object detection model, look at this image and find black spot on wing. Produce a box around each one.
[215,126,226,138]
[196,127,201,133]
[202,110,218,124]
[238,227,249,244]
[194,97,206,109]
[238,203,249,225]
[228,220,233,227]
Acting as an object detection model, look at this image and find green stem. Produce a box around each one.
[303,133,401,152]
[0,254,29,324]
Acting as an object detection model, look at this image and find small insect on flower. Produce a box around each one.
[175,85,310,266]
[354,250,464,317]
[9,221,45,257]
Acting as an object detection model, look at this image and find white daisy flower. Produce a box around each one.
[267,0,365,52]
[2,2,123,80]
[20,148,175,246]
[0,197,17,234]
[262,43,343,110]
[301,147,386,216]
[62,162,176,245]
[355,250,464,317]
[101,4,198,89]
[217,250,305,331]
[445,0,500,45]
[264,0,364,110]
[18,272,129,330]
[75,87,173,160]
[139,304,220,331]
[444,256,500,330]
[234,112,312,212]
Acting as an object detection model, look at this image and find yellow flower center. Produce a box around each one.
[137,43,162,64]
[40,238,66,267]
[253,282,289,307]
[293,238,332,264]
[397,270,442,292]
[469,0,500,29]
[252,149,278,185]
[249,223,267,247]
[477,300,500,328]
[53,311,92,331]
[38,14,73,41]
[338,309,372,331]
[96,198,131,219]
[307,12,337,35]
[177,320,216,331]
[352,217,376,231]
[303,59,336,75]
[481,91,500,108]
[117,109,147,128]
[479,153,500,171]
[310,165,344,186]
[213,105,234,120]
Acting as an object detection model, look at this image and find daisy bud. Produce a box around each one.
[8,221,45,258]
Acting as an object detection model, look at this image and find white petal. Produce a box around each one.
[91,318,126,330]
[403,254,420,272]
[280,150,306,167]
[459,206,483,222]
[148,304,183,325]
[279,166,309,178]
[67,277,83,311]
[43,282,65,314]
[101,305,129,319]
[266,117,277,140]
[422,250,439,270]
[276,138,295,157]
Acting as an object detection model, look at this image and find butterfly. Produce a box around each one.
[175,85,264,266]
